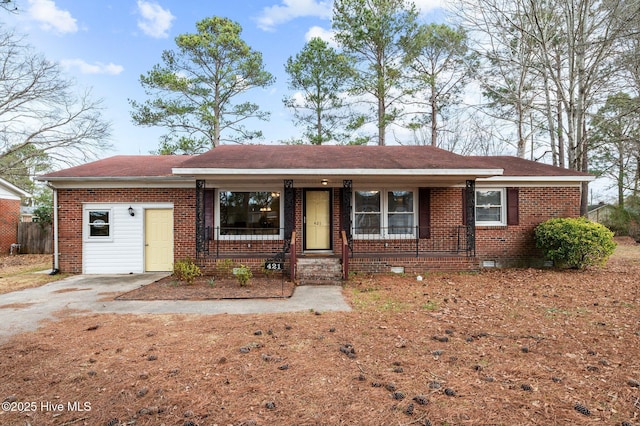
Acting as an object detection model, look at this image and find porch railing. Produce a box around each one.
[205,226,286,258]
[201,225,474,258]
[350,225,474,257]
[341,230,349,280]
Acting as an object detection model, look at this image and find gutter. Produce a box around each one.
[47,183,60,275]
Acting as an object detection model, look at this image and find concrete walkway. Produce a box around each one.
[0,273,351,343]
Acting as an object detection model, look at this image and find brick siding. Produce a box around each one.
[54,185,582,274]
[475,186,582,267]
[56,188,195,273]
[0,199,20,255]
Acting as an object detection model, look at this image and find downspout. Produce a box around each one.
[49,183,60,274]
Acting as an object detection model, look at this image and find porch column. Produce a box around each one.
[465,180,476,256]
[195,179,206,256]
[341,180,352,241]
[284,180,294,241]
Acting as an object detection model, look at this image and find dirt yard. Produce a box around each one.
[0,240,639,426]
[0,254,63,295]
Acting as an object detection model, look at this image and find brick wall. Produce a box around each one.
[475,186,582,266]
[56,188,195,273]
[54,184,582,275]
[0,198,20,255]
[341,186,582,272]
[292,185,580,272]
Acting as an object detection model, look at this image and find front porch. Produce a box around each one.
[192,172,480,282]
[195,224,478,281]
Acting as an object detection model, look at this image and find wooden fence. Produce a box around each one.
[17,222,52,254]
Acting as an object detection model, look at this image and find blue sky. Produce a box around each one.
[0,0,445,157]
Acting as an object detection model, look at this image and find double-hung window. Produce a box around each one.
[354,189,415,237]
[87,209,111,239]
[218,190,282,237]
[475,188,506,226]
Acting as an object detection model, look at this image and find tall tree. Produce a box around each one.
[129,17,275,154]
[455,0,552,159]
[0,27,111,186]
[590,92,640,205]
[332,0,419,145]
[525,0,639,213]
[283,37,354,145]
[455,0,640,213]
[405,23,477,147]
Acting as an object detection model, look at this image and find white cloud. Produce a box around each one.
[412,0,447,14]
[60,59,124,75]
[136,0,175,39]
[256,0,332,31]
[27,0,78,34]
[304,26,337,47]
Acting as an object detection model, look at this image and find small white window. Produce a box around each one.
[88,210,111,238]
[475,189,506,226]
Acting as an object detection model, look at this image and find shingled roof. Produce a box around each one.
[177,145,492,170]
[471,156,593,178]
[38,145,593,181]
[40,155,193,179]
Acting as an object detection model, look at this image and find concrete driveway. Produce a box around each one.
[0,273,351,343]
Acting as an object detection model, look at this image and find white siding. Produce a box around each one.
[0,186,20,200]
[83,203,172,274]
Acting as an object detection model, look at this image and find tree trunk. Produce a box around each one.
[430,80,437,146]
[378,95,385,145]
[316,105,322,145]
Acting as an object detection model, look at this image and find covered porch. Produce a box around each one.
[189,178,480,281]
[171,145,504,280]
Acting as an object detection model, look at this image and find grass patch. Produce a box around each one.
[421,300,439,311]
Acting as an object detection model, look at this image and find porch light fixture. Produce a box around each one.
[321,179,328,186]
[128,206,135,217]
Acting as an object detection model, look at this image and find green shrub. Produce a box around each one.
[534,217,616,269]
[173,257,202,285]
[235,264,253,286]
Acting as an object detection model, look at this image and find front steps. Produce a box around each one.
[296,256,343,285]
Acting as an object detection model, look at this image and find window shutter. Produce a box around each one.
[507,187,519,226]
[419,188,431,238]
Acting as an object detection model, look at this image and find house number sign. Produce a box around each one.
[264,260,284,270]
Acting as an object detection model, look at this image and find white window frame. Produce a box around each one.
[352,188,417,239]
[475,188,506,226]
[84,207,114,242]
[215,189,284,240]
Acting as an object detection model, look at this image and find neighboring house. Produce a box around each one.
[0,177,31,255]
[37,145,593,278]
[587,202,617,224]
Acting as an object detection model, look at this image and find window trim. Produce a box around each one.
[215,189,284,240]
[352,188,417,239]
[475,188,506,226]
[84,207,114,242]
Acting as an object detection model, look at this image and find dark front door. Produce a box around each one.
[304,189,332,251]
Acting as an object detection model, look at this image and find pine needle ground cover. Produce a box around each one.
[0,239,638,425]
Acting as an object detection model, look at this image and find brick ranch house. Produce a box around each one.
[0,177,31,255]
[37,145,593,280]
